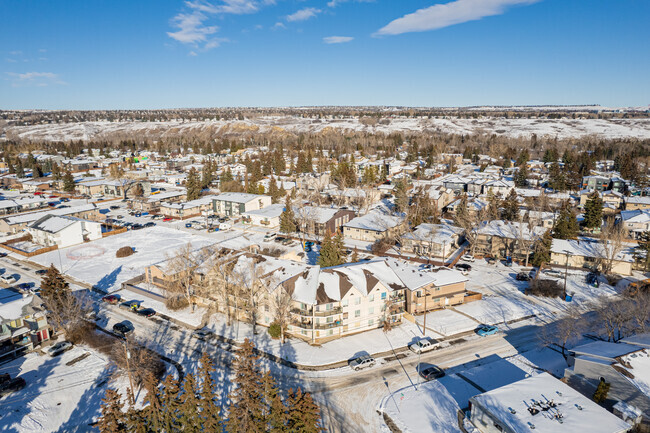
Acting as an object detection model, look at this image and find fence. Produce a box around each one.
[0,235,59,257]
[102,226,127,237]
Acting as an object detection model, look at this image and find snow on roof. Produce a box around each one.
[147,190,185,202]
[161,195,216,210]
[621,333,650,349]
[294,206,343,224]
[0,288,33,322]
[478,220,545,241]
[620,349,650,402]
[3,203,97,226]
[243,203,285,218]
[402,223,463,244]
[28,214,79,233]
[626,196,650,205]
[385,257,468,290]
[470,373,630,433]
[620,209,650,223]
[570,340,641,361]
[343,211,403,232]
[551,238,635,263]
[214,192,267,204]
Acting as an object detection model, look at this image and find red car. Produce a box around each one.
[102,295,120,304]
[162,217,173,222]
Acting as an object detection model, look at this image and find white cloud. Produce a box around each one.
[6,71,65,87]
[286,7,321,22]
[272,22,286,30]
[184,0,259,15]
[189,51,198,56]
[167,12,219,44]
[327,0,374,8]
[375,0,540,36]
[323,36,354,44]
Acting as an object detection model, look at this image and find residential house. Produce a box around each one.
[619,210,650,239]
[582,175,612,192]
[564,337,650,431]
[343,211,405,242]
[131,189,186,212]
[625,196,650,211]
[242,203,285,229]
[549,238,634,276]
[400,223,464,260]
[160,195,217,219]
[0,203,102,233]
[294,206,356,239]
[27,215,103,248]
[212,192,272,217]
[0,288,51,363]
[469,373,631,433]
[474,220,545,261]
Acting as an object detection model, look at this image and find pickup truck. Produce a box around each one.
[409,338,438,354]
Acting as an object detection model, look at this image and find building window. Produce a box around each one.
[381,292,386,300]
[368,319,374,326]
[369,294,374,302]
[326,316,333,323]
[355,297,361,305]
[342,299,349,307]
[368,307,374,315]
[355,310,361,318]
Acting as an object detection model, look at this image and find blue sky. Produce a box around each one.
[1,0,648,109]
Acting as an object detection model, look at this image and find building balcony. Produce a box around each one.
[314,321,341,330]
[313,306,342,317]
[290,307,313,317]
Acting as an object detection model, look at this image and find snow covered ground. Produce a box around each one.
[5,115,650,142]
[416,309,478,337]
[0,345,123,433]
[29,226,216,292]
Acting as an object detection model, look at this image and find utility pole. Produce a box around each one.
[563,250,572,300]
[124,338,135,404]
[422,288,428,337]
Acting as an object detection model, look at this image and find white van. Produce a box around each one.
[1,275,17,285]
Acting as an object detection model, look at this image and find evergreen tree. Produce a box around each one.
[593,379,610,404]
[51,163,62,180]
[262,371,287,432]
[635,230,650,271]
[227,339,266,433]
[7,158,15,174]
[186,167,201,201]
[531,229,553,269]
[485,190,500,221]
[318,231,344,267]
[40,265,72,314]
[501,189,519,221]
[16,158,25,178]
[198,352,222,431]
[553,204,579,239]
[548,162,566,191]
[514,164,528,187]
[201,159,214,189]
[350,247,359,263]
[63,170,75,193]
[286,388,322,433]
[159,374,181,433]
[393,179,409,213]
[268,176,280,203]
[583,192,603,230]
[97,389,125,433]
[280,196,296,234]
[140,374,164,433]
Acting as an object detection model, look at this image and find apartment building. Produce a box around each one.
[212,192,272,217]
[294,206,356,239]
[474,220,545,261]
[343,211,405,242]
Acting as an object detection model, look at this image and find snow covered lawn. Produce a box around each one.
[204,313,427,366]
[0,345,116,433]
[416,308,478,337]
[29,226,216,292]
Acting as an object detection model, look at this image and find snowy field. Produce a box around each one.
[416,309,478,337]
[29,226,216,292]
[0,345,117,433]
[5,115,650,142]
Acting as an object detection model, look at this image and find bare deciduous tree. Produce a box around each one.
[540,305,585,362]
[164,243,214,311]
[597,218,626,275]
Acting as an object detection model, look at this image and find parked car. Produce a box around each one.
[476,324,499,337]
[349,354,375,371]
[455,264,472,273]
[131,223,143,230]
[516,272,532,281]
[60,198,70,203]
[35,269,47,275]
[263,233,277,242]
[192,329,215,341]
[47,341,73,357]
[119,300,140,311]
[17,282,33,290]
[504,256,513,267]
[282,238,294,246]
[0,377,26,397]
[1,275,17,285]
[218,223,231,231]
[102,295,120,304]
[143,222,156,228]
[117,215,124,219]
[418,365,445,381]
[135,308,156,318]
[409,338,437,354]
[544,269,563,278]
[461,254,475,262]
[274,236,286,244]
[0,252,7,258]
[113,322,134,337]
[162,217,173,222]
[110,205,120,210]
